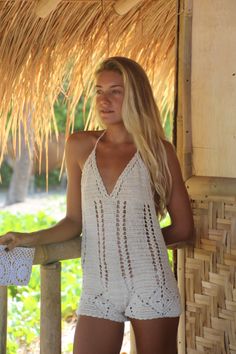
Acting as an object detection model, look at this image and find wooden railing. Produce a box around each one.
[0,237,81,354]
[0,237,136,354]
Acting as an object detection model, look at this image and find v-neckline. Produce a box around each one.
[92,135,138,198]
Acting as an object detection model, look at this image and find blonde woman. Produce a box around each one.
[0,57,194,354]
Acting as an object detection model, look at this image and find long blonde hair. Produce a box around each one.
[95,56,172,218]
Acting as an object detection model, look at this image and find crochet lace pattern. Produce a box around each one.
[78,132,182,320]
[0,246,35,286]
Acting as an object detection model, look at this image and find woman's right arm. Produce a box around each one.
[0,134,83,251]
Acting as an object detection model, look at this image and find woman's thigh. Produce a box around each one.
[130,316,179,354]
[73,315,124,354]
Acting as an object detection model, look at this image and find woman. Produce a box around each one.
[0,57,194,354]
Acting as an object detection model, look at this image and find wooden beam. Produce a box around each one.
[33,236,81,265]
[0,287,7,354]
[186,176,236,198]
[113,0,142,16]
[35,0,62,18]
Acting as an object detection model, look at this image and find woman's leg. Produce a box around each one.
[130,316,179,354]
[73,315,124,354]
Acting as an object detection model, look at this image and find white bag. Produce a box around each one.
[0,245,35,286]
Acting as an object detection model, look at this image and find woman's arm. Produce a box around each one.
[161,142,195,249]
[0,134,83,251]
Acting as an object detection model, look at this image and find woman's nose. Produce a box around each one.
[99,92,111,104]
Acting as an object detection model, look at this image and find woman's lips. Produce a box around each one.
[100,110,114,113]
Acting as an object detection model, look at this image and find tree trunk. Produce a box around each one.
[5,115,34,205]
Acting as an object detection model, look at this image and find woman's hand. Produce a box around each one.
[0,232,35,251]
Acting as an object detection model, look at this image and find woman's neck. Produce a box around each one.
[104,125,134,145]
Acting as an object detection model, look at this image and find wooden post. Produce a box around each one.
[177,249,186,354]
[176,0,193,179]
[129,323,137,354]
[175,0,193,353]
[0,287,7,354]
[40,262,61,354]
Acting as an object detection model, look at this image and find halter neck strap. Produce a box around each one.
[94,130,106,150]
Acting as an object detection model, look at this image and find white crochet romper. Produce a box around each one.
[77,131,182,322]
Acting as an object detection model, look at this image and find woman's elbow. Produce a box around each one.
[165,222,195,249]
[180,223,195,245]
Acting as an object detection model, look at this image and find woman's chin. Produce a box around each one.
[100,115,122,125]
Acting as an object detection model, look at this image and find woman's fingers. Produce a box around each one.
[0,232,19,251]
[0,232,34,250]
[5,242,16,252]
[0,232,14,244]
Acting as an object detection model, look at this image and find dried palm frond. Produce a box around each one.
[0,0,176,167]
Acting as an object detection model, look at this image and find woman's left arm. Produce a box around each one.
[161,141,195,249]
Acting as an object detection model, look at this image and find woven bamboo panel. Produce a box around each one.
[185,191,236,354]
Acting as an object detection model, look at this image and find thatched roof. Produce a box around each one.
[0,0,176,165]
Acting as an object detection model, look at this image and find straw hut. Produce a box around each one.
[0,0,236,353]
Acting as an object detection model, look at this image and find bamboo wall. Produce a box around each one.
[185,178,236,354]
[176,0,236,353]
[191,0,236,178]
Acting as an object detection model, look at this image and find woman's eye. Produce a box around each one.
[95,89,103,95]
[112,90,122,95]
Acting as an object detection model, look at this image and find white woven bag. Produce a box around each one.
[0,246,35,286]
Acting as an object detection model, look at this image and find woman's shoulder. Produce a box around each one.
[67,130,103,147]
[65,130,105,164]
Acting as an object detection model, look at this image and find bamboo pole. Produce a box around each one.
[33,236,81,265]
[177,249,185,353]
[0,287,7,354]
[175,0,193,179]
[129,323,137,354]
[181,0,193,181]
[175,0,194,353]
[176,1,185,352]
[40,262,61,354]
[113,0,142,15]
[186,176,236,198]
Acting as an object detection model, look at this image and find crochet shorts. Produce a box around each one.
[77,282,182,322]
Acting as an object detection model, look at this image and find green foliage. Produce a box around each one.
[0,161,13,188]
[164,113,173,141]
[61,259,82,318]
[0,94,88,190]
[1,210,173,352]
[54,94,89,133]
[162,102,173,141]
[160,213,173,267]
[160,213,171,228]
[0,211,55,234]
[65,343,73,353]
[34,168,61,189]
[0,211,82,352]
[54,94,68,133]
[0,212,54,351]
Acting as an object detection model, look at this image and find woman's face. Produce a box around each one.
[95,70,124,126]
